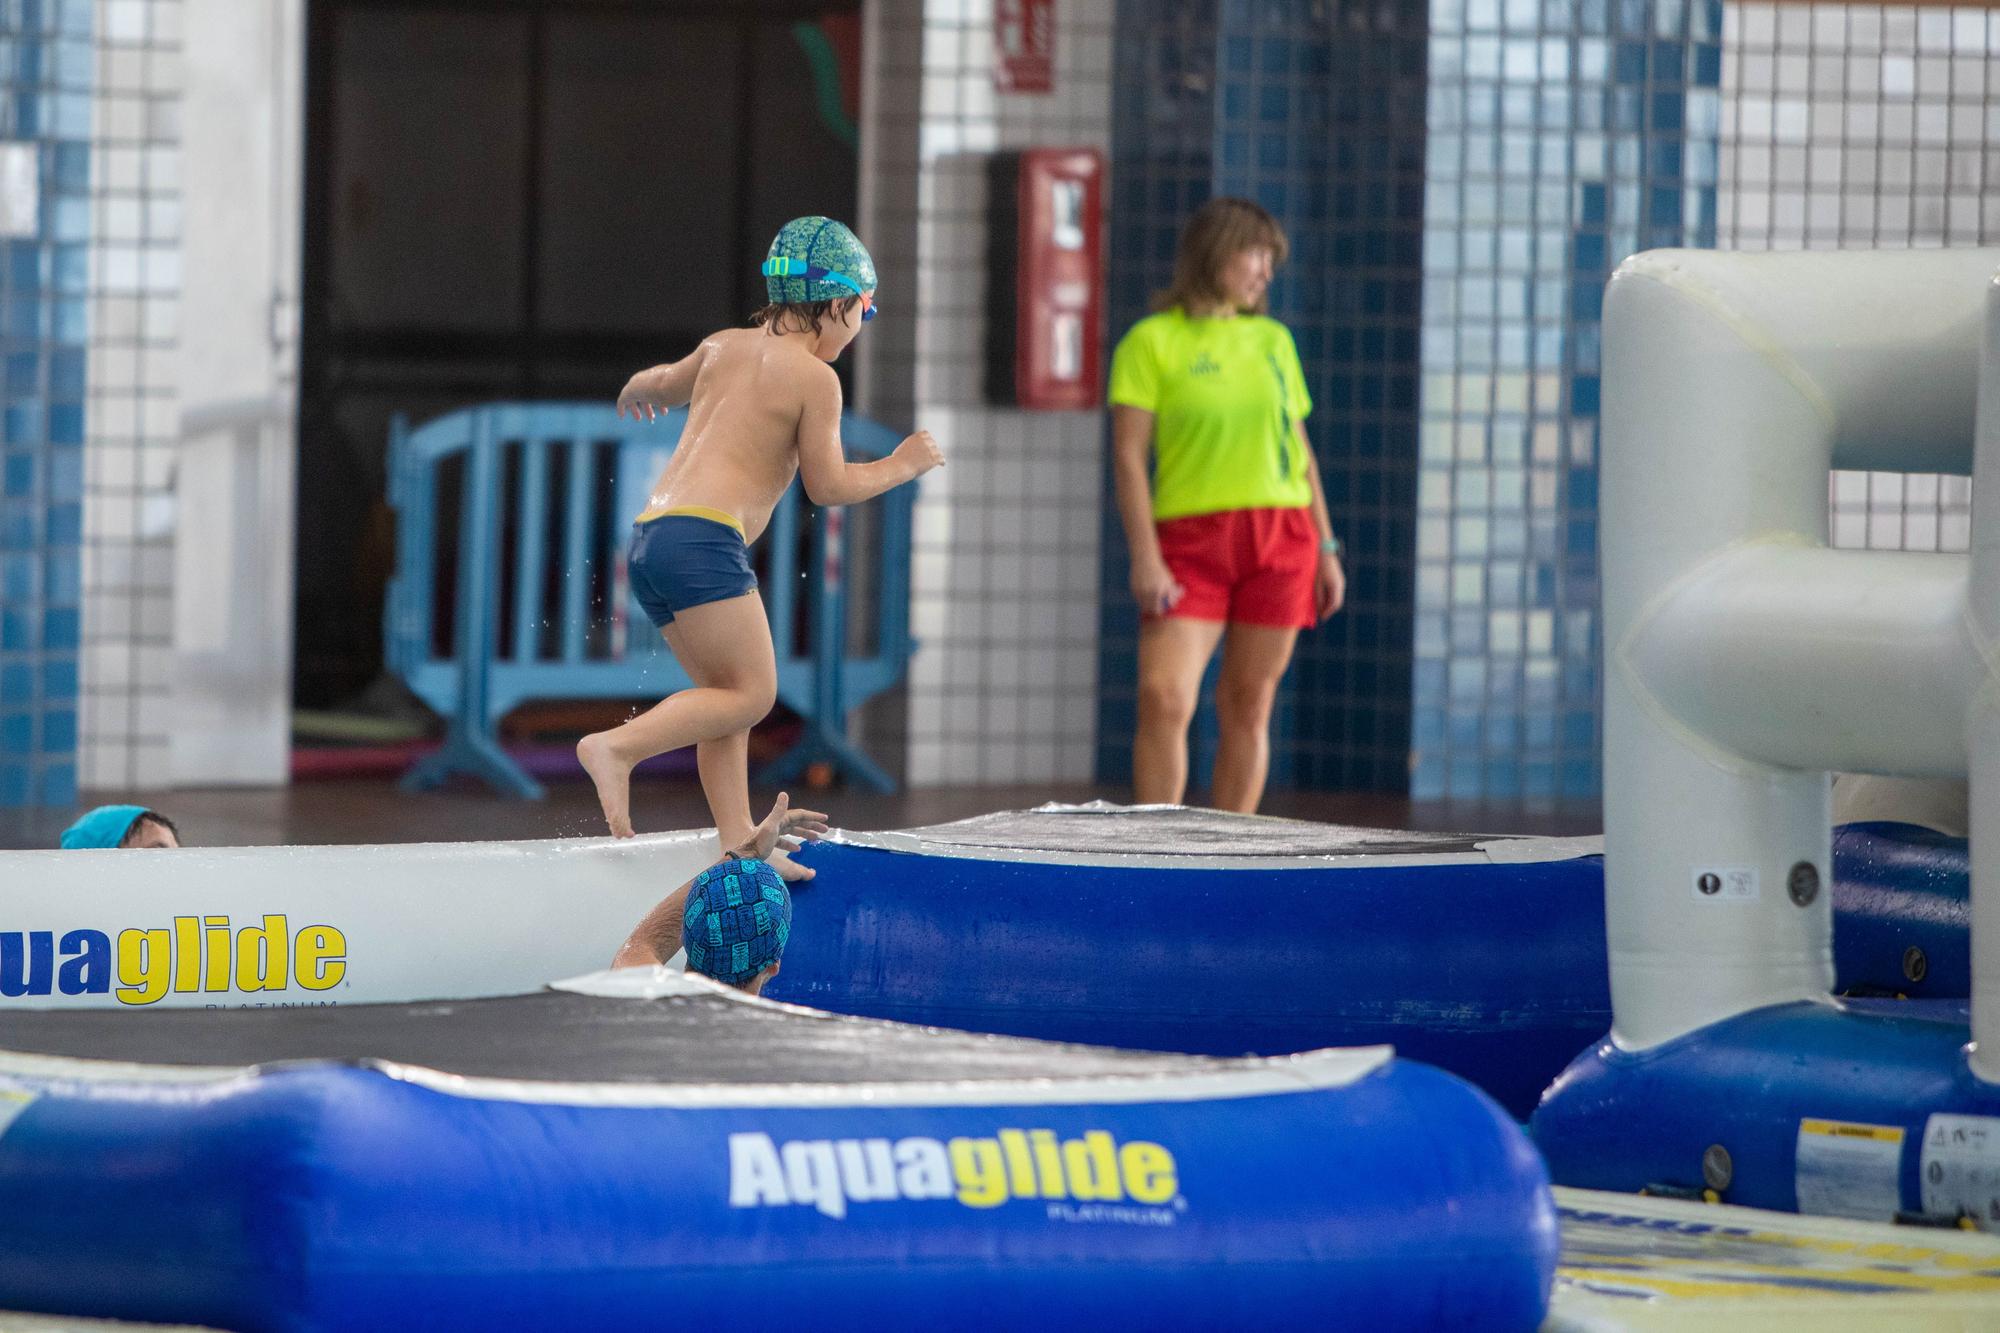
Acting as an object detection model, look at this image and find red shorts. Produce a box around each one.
[1154,506,1318,628]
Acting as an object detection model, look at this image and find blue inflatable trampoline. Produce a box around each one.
[765,805,1971,1117]
[0,971,1557,1332]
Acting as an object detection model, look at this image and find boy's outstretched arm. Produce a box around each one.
[617,340,711,420]
[796,364,943,506]
[610,882,693,970]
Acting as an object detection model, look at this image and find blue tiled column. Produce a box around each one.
[1408,0,1720,801]
[1228,3,1428,792]
[0,0,89,809]
[1098,0,1219,788]
[1100,0,1428,794]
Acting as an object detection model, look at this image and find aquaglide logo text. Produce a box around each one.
[0,916,348,1005]
[728,1128,1181,1220]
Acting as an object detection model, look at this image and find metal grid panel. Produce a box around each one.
[77,0,179,791]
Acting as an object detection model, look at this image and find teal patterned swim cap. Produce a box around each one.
[762,216,877,304]
[681,856,792,987]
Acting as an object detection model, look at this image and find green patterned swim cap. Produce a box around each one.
[762,216,877,304]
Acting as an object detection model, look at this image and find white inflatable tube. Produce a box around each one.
[1968,273,2000,1082]
[0,831,719,1009]
[1602,247,1998,1054]
[1623,543,1976,776]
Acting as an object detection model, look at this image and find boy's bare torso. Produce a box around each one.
[640,328,830,544]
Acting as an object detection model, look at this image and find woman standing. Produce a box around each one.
[1107,198,1344,811]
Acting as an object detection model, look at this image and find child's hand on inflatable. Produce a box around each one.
[738,792,830,864]
[616,368,670,421]
[895,429,945,478]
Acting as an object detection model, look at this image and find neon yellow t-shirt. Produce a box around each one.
[1106,309,1313,521]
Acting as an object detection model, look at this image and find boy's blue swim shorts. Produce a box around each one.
[627,506,757,629]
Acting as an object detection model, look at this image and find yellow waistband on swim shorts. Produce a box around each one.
[634,504,746,538]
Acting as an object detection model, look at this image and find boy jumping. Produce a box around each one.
[579,217,941,868]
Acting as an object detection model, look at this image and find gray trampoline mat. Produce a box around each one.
[0,988,1279,1086]
[897,803,1496,858]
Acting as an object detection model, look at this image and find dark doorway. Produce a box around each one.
[298,0,862,707]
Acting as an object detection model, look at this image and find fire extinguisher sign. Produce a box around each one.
[995,0,1054,94]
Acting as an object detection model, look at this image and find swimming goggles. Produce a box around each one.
[760,257,878,321]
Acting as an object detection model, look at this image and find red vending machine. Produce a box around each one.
[987,146,1105,410]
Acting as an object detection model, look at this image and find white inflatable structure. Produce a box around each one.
[0,831,718,1009]
[1601,247,2000,1067]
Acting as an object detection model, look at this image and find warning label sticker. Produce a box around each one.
[1795,1118,1904,1221]
[1692,866,1759,902]
[1921,1114,2000,1226]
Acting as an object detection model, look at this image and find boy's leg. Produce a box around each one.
[578,591,777,837]
[696,730,754,847]
[693,729,814,882]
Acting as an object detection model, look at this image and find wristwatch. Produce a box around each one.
[1319,535,1341,557]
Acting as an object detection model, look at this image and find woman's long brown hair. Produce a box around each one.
[1154,197,1289,316]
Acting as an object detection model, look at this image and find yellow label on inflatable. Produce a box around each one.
[1800,1119,1904,1143]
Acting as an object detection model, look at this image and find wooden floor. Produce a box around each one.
[0,774,1600,850]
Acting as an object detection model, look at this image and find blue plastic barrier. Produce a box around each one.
[384,403,914,797]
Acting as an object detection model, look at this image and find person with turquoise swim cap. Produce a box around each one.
[59,804,180,849]
[581,219,942,861]
[610,790,826,995]
[755,215,880,317]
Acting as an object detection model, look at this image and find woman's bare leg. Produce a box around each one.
[1132,616,1225,805]
[1211,622,1300,813]
[577,592,777,837]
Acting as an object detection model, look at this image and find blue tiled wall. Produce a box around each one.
[1099,1,1218,790]
[1100,0,1427,793]
[1408,0,1721,801]
[0,0,90,808]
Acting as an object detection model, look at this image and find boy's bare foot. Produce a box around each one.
[576,733,635,838]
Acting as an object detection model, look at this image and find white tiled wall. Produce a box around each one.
[1719,2,1985,553]
[79,0,181,789]
[859,0,1113,787]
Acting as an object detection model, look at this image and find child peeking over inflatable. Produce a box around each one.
[610,791,827,995]
[59,805,181,849]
